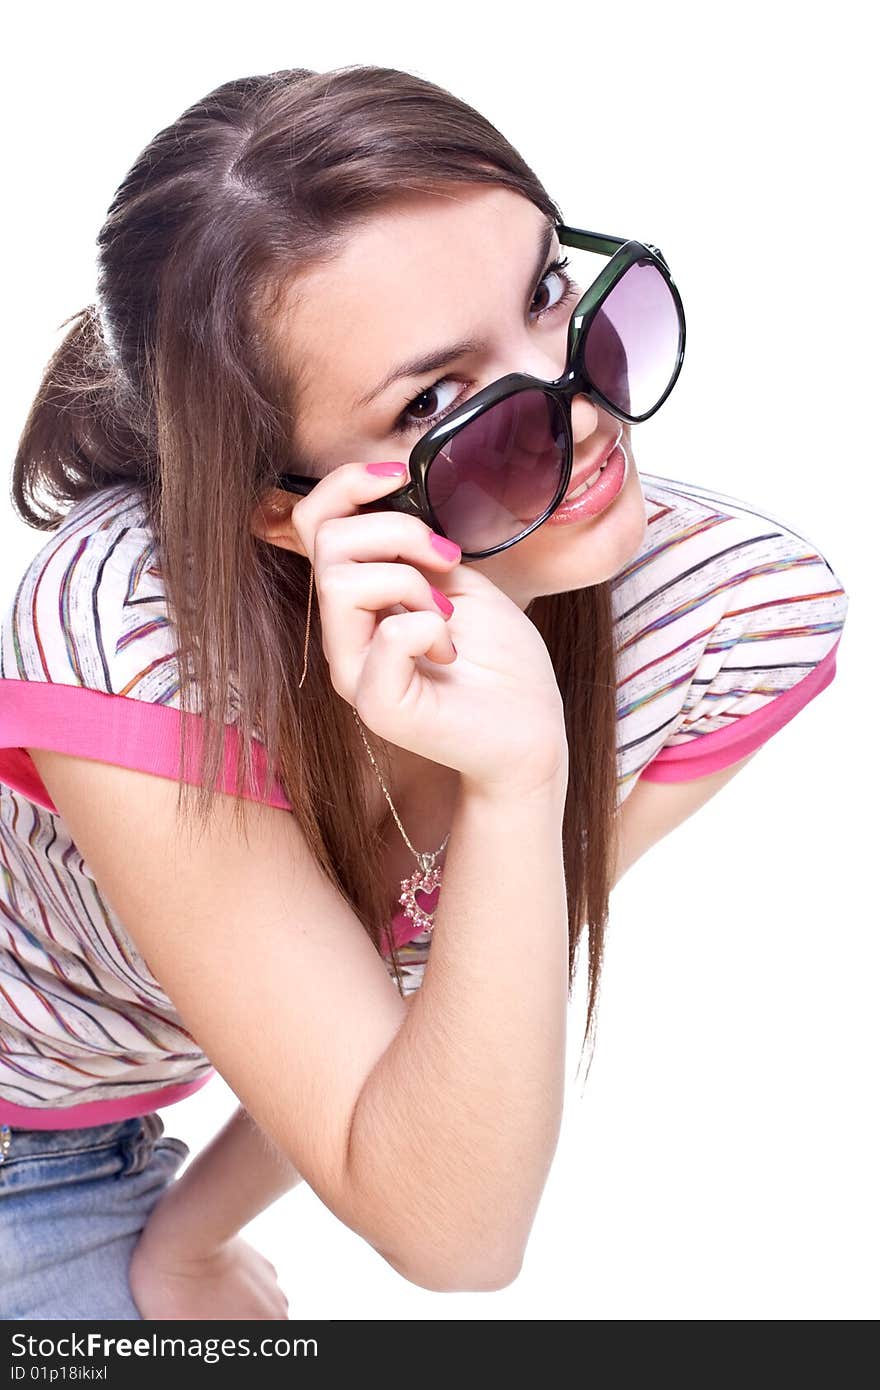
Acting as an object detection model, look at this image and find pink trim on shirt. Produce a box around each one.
[638,636,842,783]
[0,680,294,811]
[0,1070,215,1130]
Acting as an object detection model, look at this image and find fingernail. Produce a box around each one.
[429,532,462,561]
[366,462,407,476]
[429,585,454,617]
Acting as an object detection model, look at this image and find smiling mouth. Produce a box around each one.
[564,457,611,500]
[562,426,625,501]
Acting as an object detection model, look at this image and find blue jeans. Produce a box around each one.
[0,1112,190,1320]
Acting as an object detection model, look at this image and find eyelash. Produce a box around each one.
[391,256,579,438]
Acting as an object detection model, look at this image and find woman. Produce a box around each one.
[0,65,849,1319]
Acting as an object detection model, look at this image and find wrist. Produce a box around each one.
[460,758,569,809]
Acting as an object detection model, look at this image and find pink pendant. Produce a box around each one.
[398,863,443,936]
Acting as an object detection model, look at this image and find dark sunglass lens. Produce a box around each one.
[582,259,682,417]
[425,389,567,554]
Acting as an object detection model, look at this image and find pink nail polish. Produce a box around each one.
[429,585,454,617]
[429,532,462,561]
[366,462,406,476]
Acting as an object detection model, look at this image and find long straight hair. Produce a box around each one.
[11,65,620,1070]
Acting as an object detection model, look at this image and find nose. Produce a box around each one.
[570,391,601,446]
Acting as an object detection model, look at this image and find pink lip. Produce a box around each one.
[562,431,623,501]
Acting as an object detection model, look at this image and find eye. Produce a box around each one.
[391,257,580,438]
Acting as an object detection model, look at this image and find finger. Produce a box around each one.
[355,610,458,736]
[318,561,455,702]
[289,461,424,564]
[313,508,461,580]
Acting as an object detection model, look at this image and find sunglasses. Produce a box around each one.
[275,222,686,561]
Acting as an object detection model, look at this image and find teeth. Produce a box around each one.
[566,466,602,501]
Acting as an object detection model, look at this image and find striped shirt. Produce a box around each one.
[0,477,849,1128]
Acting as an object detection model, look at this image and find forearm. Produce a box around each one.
[345,775,569,1290]
[154,1104,304,1249]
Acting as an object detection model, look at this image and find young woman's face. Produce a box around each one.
[259,184,648,610]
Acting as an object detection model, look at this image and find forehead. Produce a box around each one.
[279,186,552,426]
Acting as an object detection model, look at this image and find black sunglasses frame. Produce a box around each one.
[274,223,686,561]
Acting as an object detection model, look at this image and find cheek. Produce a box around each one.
[469,441,646,585]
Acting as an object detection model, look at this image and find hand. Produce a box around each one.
[290,461,569,797]
[128,1194,290,1320]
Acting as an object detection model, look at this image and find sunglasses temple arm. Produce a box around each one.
[559,225,667,267]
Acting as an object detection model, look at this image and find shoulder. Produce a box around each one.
[612,470,848,618]
[0,486,288,814]
[0,485,170,699]
[613,473,849,803]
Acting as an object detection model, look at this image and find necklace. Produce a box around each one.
[352,709,450,936]
[293,550,449,936]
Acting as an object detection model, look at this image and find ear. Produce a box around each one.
[251,493,307,555]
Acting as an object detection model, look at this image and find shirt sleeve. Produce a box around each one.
[637,525,849,783]
[0,502,293,814]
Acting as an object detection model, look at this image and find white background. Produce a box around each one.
[2,0,876,1320]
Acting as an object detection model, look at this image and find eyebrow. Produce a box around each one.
[352,214,559,412]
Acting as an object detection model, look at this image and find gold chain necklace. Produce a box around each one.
[297,560,448,936]
[352,710,450,935]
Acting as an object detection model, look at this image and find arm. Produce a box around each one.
[146,1104,305,1250]
[25,745,567,1294]
[148,776,566,1275]
[612,751,760,885]
[344,774,569,1292]
[154,751,757,1256]
[139,774,567,1287]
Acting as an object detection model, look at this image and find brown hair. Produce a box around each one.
[11,65,619,1072]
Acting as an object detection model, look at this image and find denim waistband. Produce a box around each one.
[0,1112,166,1168]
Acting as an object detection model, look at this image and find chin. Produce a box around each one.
[505,451,648,600]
